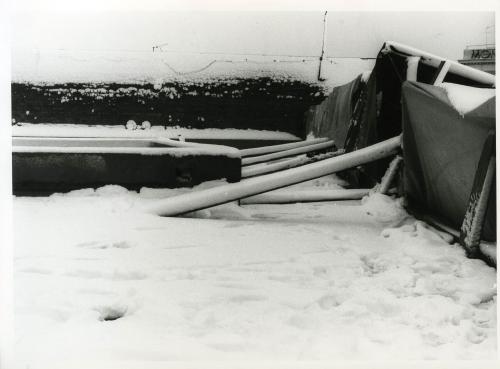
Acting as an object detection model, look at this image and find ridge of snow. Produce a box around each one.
[12,124,300,141]
[12,145,238,157]
[12,136,241,158]
[11,49,375,92]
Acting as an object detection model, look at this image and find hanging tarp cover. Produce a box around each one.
[401,81,496,242]
[305,42,496,243]
[304,75,362,147]
[305,42,495,185]
[305,46,410,184]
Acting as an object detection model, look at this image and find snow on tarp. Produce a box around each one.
[12,124,300,141]
[306,40,496,189]
[438,82,496,116]
[402,81,496,242]
[13,176,497,365]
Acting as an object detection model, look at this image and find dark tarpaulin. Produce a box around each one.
[304,43,494,185]
[305,49,408,185]
[401,81,496,242]
[304,75,362,147]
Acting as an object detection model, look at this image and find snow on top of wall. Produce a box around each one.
[11,49,374,92]
[439,82,495,116]
[12,136,241,158]
[12,123,300,141]
[12,144,240,158]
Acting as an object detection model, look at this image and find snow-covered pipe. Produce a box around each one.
[153,137,241,157]
[378,155,403,194]
[240,188,370,204]
[406,56,420,82]
[240,137,329,157]
[242,140,335,166]
[479,242,497,266]
[461,156,496,252]
[243,156,308,178]
[242,149,344,178]
[146,135,401,216]
[420,213,496,266]
[384,41,495,86]
[12,136,241,158]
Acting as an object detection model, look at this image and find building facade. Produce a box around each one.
[458,45,495,75]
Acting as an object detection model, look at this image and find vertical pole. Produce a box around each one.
[378,155,403,194]
[317,11,328,81]
[406,56,421,82]
[459,132,496,257]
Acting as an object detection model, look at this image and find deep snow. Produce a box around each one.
[13,175,496,368]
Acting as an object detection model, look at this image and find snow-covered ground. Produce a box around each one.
[12,175,496,368]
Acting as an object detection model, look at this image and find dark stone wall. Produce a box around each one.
[13,152,241,196]
[12,77,325,138]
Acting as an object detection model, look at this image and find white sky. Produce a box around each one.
[11,10,494,60]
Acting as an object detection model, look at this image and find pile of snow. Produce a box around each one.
[439,82,495,116]
[12,176,496,367]
[361,192,408,226]
[125,120,138,130]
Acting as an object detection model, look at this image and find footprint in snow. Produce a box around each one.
[421,331,448,347]
[112,270,148,281]
[17,266,53,275]
[227,294,268,303]
[65,269,104,279]
[95,303,128,321]
[76,241,132,249]
[317,294,342,310]
[64,269,147,281]
[466,327,487,344]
